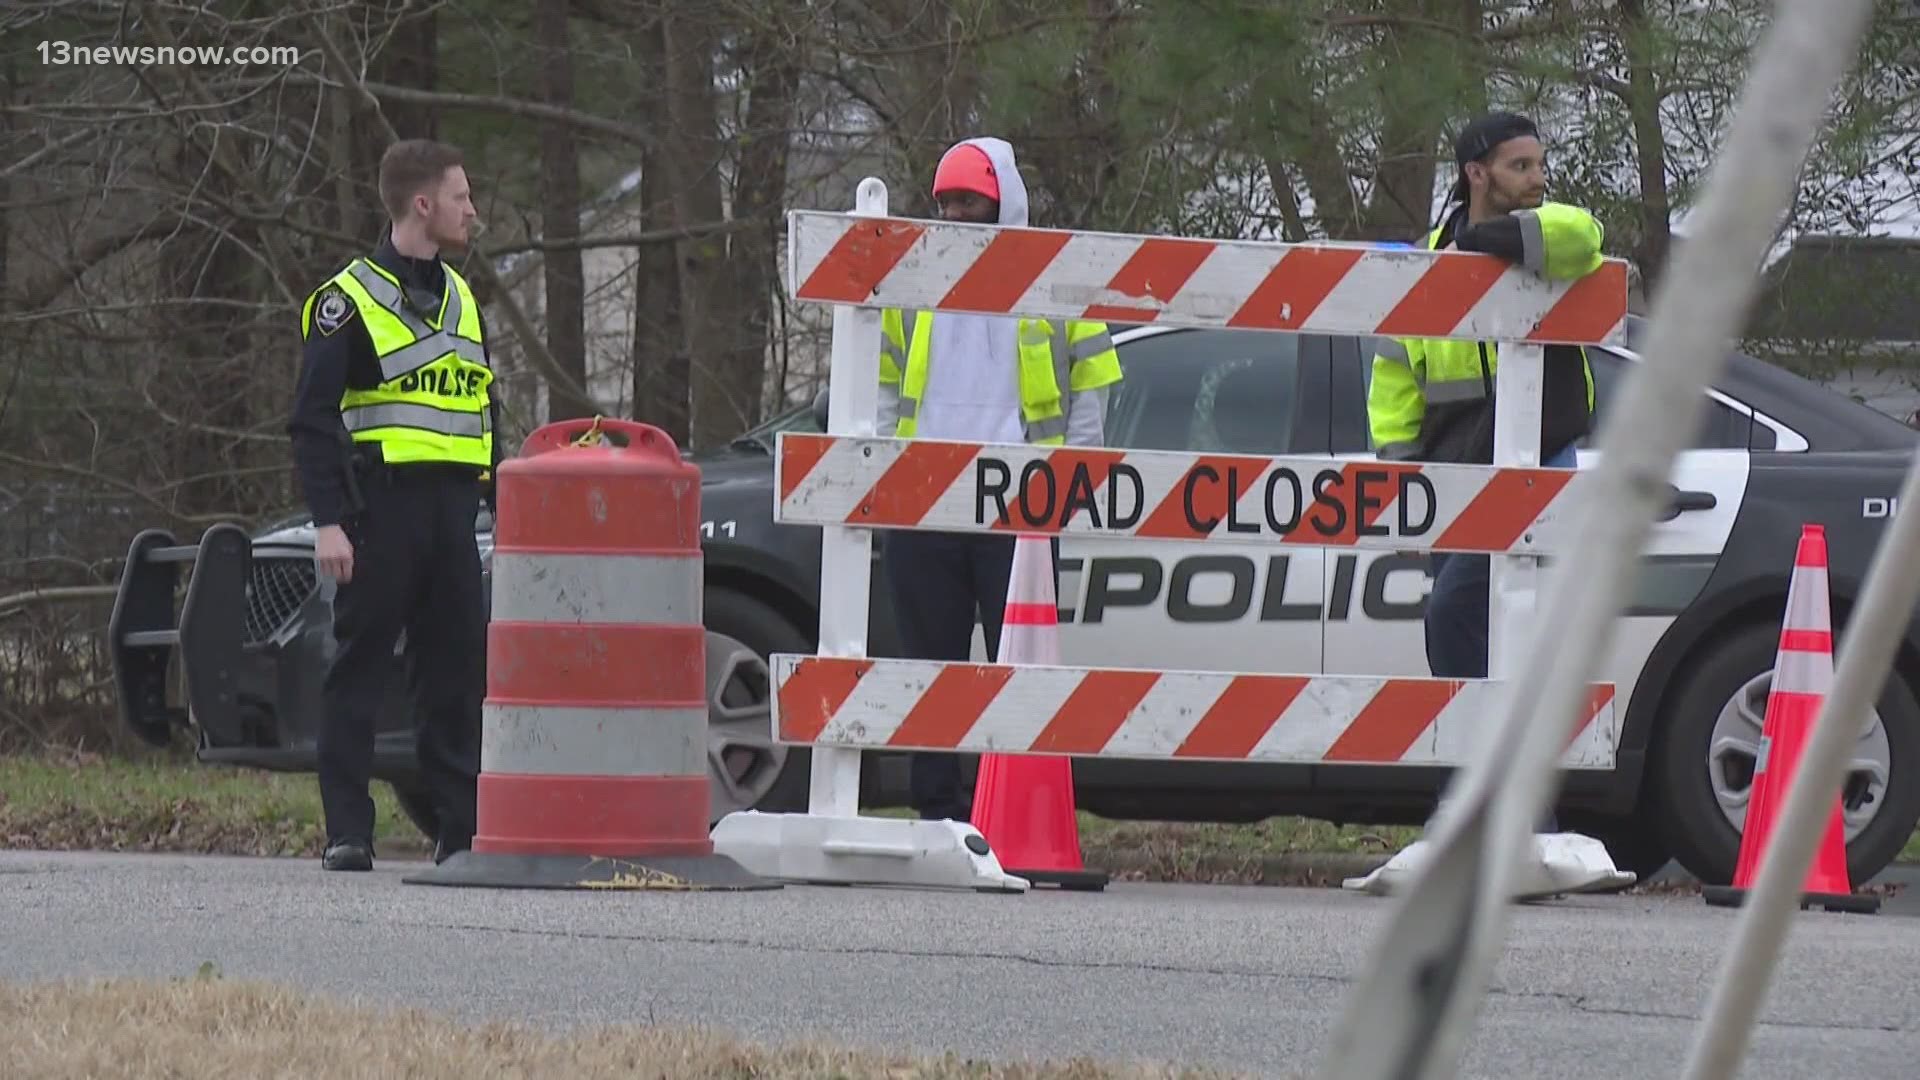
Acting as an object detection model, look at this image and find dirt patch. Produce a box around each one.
[1622,876,1906,900]
[1075,818,1406,887]
[0,974,1243,1079]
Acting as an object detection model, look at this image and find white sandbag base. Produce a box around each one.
[710,810,1031,893]
[1342,832,1637,901]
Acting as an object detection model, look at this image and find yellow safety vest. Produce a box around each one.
[302,257,493,469]
[1368,202,1602,461]
[878,310,1123,444]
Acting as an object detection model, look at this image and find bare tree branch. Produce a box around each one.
[486,219,753,258]
[284,71,663,152]
[0,586,119,618]
[298,9,611,420]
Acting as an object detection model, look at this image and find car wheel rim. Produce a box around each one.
[704,630,787,824]
[1707,668,1891,843]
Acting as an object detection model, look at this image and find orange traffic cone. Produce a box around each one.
[971,534,1109,892]
[1702,524,1879,914]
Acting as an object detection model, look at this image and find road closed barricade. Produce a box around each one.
[709,177,1632,893]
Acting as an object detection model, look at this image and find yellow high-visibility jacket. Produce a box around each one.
[1367,202,1605,464]
[878,309,1123,445]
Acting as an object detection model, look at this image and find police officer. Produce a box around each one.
[875,136,1124,821]
[287,138,497,871]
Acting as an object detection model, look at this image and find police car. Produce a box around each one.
[109,315,1920,887]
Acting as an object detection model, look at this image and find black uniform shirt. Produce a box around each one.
[287,233,501,527]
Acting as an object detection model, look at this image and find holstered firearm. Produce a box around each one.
[336,429,369,518]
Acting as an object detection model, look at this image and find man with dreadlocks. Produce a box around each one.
[1366,111,1608,692]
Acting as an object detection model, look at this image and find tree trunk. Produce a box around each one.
[721,21,801,425]
[1273,96,1366,240]
[658,6,735,450]
[535,0,589,421]
[1619,0,1673,290]
[880,0,984,216]
[0,55,12,315]
[1368,104,1443,241]
[333,0,440,256]
[1363,0,1483,241]
[329,54,364,245]
[630,11,689,444]
[160,147,256,519]
[378,4,440,140]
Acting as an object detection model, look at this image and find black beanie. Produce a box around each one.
[1455,111,1540,167]
[1446,111,1539,207]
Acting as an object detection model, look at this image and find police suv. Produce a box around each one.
[109,315,1920,887]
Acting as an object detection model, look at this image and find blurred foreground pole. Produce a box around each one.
[1679,2,1918,1059]
[1314,1,1882,1077]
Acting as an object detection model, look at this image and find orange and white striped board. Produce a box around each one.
[774,432,1586,554]
[770,655,1619,769]
[785,212,1630,346]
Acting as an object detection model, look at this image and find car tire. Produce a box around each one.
[1649,618,1920,887]
[701,585,812,822]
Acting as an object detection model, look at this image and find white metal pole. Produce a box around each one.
[1315,1,1878,1076]
[807,177,889,817]
[1489,341,1544,719]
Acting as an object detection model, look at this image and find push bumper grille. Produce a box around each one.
[244,557,317,644]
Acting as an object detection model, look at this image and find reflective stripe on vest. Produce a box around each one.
[1424,376,1488,404]
[343,260,489,380]
[1022,319,1070,443]
[341,401,492,437]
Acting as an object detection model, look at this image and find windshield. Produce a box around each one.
[730,399,822,451]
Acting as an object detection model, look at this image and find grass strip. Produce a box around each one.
[6,751,1917,886]
[0,751,426,859]
[0,971,1244,1079]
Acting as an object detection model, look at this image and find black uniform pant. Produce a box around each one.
[317,465,484,852]
[881,531,1056,820]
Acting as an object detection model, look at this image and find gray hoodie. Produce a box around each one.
[878,137,1107,447]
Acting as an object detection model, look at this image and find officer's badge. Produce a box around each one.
[313,287,355,336]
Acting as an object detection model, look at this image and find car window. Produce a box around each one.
[1109,330,1299,452]
[1583,348,1773,450]
[1354,339,1772,451]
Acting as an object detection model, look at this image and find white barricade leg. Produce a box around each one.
[1495,344,1632,895]
[708,177,1028,892]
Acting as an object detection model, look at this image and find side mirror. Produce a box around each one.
[811,385,830,431]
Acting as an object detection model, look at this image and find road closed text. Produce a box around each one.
[972,455,1439,540]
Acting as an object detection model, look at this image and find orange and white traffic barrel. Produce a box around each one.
[407,418,776,891]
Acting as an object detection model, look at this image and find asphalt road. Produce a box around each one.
[2,849,1917,1079]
